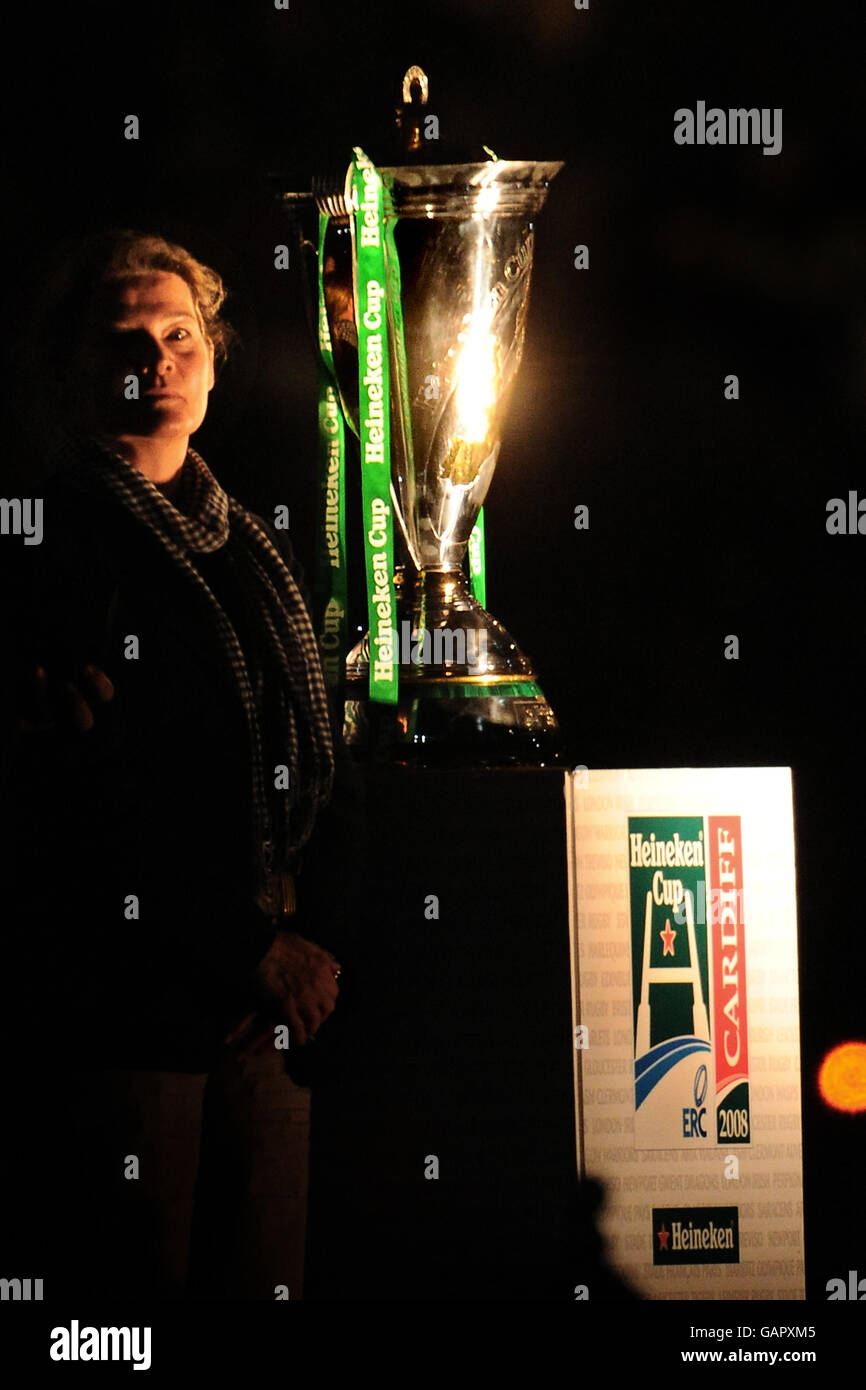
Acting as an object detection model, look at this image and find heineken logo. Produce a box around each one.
[629,831,704,869]
[653,1207,740,1265]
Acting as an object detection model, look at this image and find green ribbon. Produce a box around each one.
[350,147,399,705]
[467,507,487,609]
[313,212,348,694]
[314,148,490,706]
[407,681,542,700]
[379,168,415,501]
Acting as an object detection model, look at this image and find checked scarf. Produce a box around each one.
[60,431,336,907]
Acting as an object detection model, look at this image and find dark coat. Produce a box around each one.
[0,456,365,1071]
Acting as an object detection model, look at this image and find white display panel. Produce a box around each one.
[566,768,804,1300]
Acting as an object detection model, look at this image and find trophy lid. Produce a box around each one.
[274,66,563,218]
[366,64,489,167]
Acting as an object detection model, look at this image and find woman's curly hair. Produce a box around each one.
[89,229,234,368]
[26,227,235,401]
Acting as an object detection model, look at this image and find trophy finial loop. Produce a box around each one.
[401,66,429,105]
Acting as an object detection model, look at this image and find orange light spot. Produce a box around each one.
[819,1041,866,1113]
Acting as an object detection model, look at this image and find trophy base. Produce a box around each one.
[343,568,561,767]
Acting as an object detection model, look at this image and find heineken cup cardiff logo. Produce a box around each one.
[628,816,751,1148]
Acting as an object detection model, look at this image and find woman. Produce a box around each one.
[1,228,363,1299]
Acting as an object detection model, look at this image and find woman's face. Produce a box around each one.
[70,270,215,444]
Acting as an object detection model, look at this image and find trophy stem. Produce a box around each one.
[344,567,561,765]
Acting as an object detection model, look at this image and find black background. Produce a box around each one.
[1,0,864,1306]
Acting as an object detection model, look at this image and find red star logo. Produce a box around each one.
[660,919,677,956]
[657,1223,670,1250]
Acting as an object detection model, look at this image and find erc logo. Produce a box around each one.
[653,1206,740,1265]
[682,1063,709,1138]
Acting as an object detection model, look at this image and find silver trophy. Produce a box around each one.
[279,67,563,763]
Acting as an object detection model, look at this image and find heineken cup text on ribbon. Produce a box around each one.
[350,149,398,704]
[314,212,348,690]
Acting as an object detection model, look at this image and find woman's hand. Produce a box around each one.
[226,930,341,1055]
[17,663,114,733]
